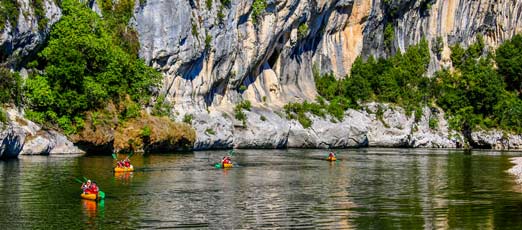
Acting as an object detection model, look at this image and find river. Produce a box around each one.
[1,149,522,229]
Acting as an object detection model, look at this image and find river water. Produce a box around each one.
[1,149,522,229]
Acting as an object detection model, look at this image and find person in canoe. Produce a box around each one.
[327,151,336,161]
[81,180,99,195]
[124,159,131,168]
[221,156,232,167]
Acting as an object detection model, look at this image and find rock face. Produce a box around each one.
[134,0,522,150]
[135,0,522,111]
[0,109,84,159]
[189,103,466,150]
[0,0,61,68]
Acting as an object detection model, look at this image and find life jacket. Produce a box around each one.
[86,184,98,194]
[124,161,131,167]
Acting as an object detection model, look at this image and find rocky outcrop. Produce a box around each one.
[0,108,84,158]
[189,103,464,150]
[470,130,522,150]
[0,0,61,68]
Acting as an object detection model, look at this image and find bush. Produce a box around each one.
[0,68,22,105]
[298,23,309,39]
[0,108,7,124]
[205,128,216,135]
[152,95,173,117]
[251,0,266,24]
[183,114,193,124]
[496,34,522,93]
[260,115,266,121]
[0,0,19,28]
[429,117,438,130]
[205,33,212,51]
[140,125,152,138]
[232,100,252,126]
[384,24,395,50]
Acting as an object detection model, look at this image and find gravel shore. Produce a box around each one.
[508,157,522,184]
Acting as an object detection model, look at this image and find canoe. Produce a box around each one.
[222,163,233,168]
[326,157,337,161]
[114,165,134,172]
[81,191,105,200]
[81,193,98,201]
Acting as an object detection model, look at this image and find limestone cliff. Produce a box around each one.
[134,0,522,149]
[136,0,522,110]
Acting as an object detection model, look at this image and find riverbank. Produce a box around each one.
[3,103,522,158]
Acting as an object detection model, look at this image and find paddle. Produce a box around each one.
[125,151,134,160]
[112,153,117,159]
[98,191,105,200]
[74,178,84,184]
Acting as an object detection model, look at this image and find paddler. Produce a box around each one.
[328,151,336,159]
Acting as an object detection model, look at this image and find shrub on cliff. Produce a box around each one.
[0,68,22,105]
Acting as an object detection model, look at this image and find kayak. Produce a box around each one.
[114,165,134,172]
[214,163,234,168]
[81,191,105,200]
[326,156,337,161]
[81,193,98,201]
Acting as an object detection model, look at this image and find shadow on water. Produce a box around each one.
[1,149,522,228]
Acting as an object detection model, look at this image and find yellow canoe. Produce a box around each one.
[81,193,98,201]
[222,163,233,168]
[326,157,337,161]
[114,165,134,172]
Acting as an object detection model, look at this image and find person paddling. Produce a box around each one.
[221,156,232,167]
[81,180,91,193]
[328,151,336,159]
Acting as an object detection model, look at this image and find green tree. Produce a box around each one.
[496,34,522,93]
[25,0,161,131]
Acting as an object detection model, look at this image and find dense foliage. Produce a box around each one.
[496,34,522,94]
[24,0,161,134]
[286,35,522,133]
[436,35,522,132]
[0,68,22,105]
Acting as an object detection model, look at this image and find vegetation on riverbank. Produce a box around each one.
[2,0,195,152]
[285,35,522,133]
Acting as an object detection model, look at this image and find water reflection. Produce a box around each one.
[1,149,522,229]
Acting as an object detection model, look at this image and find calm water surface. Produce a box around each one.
[1,149,522,229]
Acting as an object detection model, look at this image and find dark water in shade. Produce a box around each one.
[2,149,522,229]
